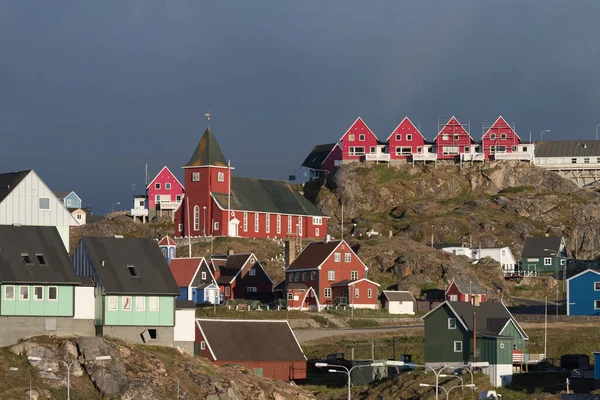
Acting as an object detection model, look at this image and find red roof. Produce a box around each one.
[158,235,176,246]
[169,258,201,286]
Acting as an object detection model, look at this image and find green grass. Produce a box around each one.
[499,186,535,195]
[195,306,313,320]
[347,319,380,328]
[326,308,424,319]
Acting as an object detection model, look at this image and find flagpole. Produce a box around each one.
[186,197,192,258]
[228,159,231,237]
[544,296,547,360]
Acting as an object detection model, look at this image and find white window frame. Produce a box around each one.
[500,133,507,140]
[249,268,256,276]
[108,296,118,311]
[77,214,82,220]
[350,270,358,280]
[443,146,459,155]
[334,252,341,262]
[561,259,565,265]
[288,215,292,233]
[39,197,50,210]
[368,288,372,298]
[176,194,182,202]
[328,270,336,281]
[313,217,322,225]
[344,253,352,263]
[214,221,219,231]
[254,213,259,233]
[192,172,200,182]
[19,286,29,301]
[178,223,183,232]
[490,133,496,140]
[359,134,365,141]
[149,296,159,312]
[66,199,72,206]
[348,134,355,141]
[595,282,600,291]
[449,294,458,302]
[155,183,161,190]
[246,287,257,293]
[135,296,145,312]
[442,134,449,140]
[395,134,401,141]
[298,217,302,236]
[354,288,359,298]
[194,206,200,231]
[122,296,132,311]
[4,285,15,300]
[243,212,248,232]
[200,341,206,350]
[595,300,600,310]
[324,288,332,298]
[217,172,224,182]
[544,257,552,266]
[349,146,365,156]
[266,214,270,233]
[277,215,281,234]
[406,134,412,141]
[448,318,457,329]
[33,286,43,301]
[287,292,294,300]
[202,271,207,280]
[225,287,231,297]
[315,228,319,237]
[165,183,171,190]
[454,341,462,352]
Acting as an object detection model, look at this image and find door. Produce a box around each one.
[228,218,240,237]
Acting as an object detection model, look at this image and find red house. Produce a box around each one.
[386,117,427,161]
[296,143,342,182]
[174,127,328,239]
[445,279,487,304]
[481,116,525,160]
[285,238,380,310]
[339,117,383,162]
[434,117,475,160]
[195,319,307,381]
[146,166,184,217]
[209,252,273,301]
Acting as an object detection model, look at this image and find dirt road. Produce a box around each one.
[294,324,423,343]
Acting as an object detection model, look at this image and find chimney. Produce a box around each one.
[226,249,234,256]
[324,234,331,244]
[473,295,481,306]
[285,240,296,268]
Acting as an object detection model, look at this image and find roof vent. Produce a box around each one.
[114,235,124,239]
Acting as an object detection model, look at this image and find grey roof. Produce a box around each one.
[535,140,600,158]
[212,253,253,284]
[301,143,337,169]
[0,170,30,204]
[0,226,80,285]
[383,291,415,302]
[175,300,196,309]
[53,191,72,199]
[212,176,326,217]
[447,302,527,338]
[197,319,306,361]
[79,236,180,295]
[452,279,486,295]
[522,236,563,258]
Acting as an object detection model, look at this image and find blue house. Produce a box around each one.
[169,257,220,305]
[158,235,177,264]
[54,191,82,209]
[567,269,600,316]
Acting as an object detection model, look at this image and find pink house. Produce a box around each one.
[386,117,427,161]
[339,117,382,162]
[434,117,475,161]
[146,166,184,216]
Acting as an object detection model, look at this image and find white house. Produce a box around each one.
[381,291,416,315]
[0,170,77,251]
[473,247,518,274]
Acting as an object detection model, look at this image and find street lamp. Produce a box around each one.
[8,366,49,400]
[420,383,448,399]
[448,383,476,397]
[315,362,384,400]
[111,202,120,213]
[386,361,447,400]
[28,355,111,400]
[540,129,550,141]
[544,248,564,316]
[203,206,207,236]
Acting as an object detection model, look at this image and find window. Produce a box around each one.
[224,286,231,297]
[127,266,139,278]
[107,296,118,310]
[354,288,360,298]
[523,147,528,152]
[217,172,224,182]
[19,286,29,300]
[200,341,206,350]
[33,286,43,301]
[370,146,376,154]
[39,197,50,210]
[496,145,506,153]
[247,287,257,293]
[192,172,200,182]
[561,258,565,265]
[595,282,600,291]
[395,146,412,156]
[359,134,365,141]
[544,257,552,266]
[266,214,270,233]
[149,297,159,311]
[287,293,294,300]
[406,134,412,141]
[277,215,281,234]
[254,213,259,232]
[214,222,219,231]
[442,146,459,155]
[122,296,132,311]
[442,134,449,140]
[368,288,372,298]
[176,195,182,202]
[345,253,352,263]
[21,253,33,266]
[453,135,459,141]
[249,268,256,276]
[310,271,316,280]
[288,215,292,233]
[77,214,82,220]
[395,134,402,141]
[464,146,470,153]
[178,223,183,232]
[500,343,505,349]
[194,206,200,231]
[48,287,58,301]
[289,273,295,282]
[324,288,332,298]
[454,341,462,352]
[512,145,517,152]
[315,228,319,237]
[166,183,171,190]
[585,158,590,164]
[313,217,323,225]
[572,158,577,164]
[500,133,507,139]
[597,157,600,163]
[489,133,496,140]
[448,318,457,329]
[148,329,157,340]
[351,271,358,280]
[349,147,365,156]
[490,146,496,154]
[449,294,458,301]
[328,270,336,281]
[295,272,301,281]
[302,272,307,281]
[595,300,600,310]
[298,217,302,236]
[349,134,355,141]
[334,252,341,262]
[243,212,248,232]
[135,296,145,311]
[513,343,518,350]
[417,146,423,153]
[4,285,14,300]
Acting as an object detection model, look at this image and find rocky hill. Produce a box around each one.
[1,336,313,400]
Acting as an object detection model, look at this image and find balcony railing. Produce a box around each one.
[158,201,182,210]
[412,153,438,161]
[461,153,485,161]
[494,152,533,161]
[512,352,545,364]
[365,153,391,162]
[130,208,148,217]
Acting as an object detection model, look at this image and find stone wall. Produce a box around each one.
[101,325,175,346]
[0,316,95,347]
[514,314,600,324]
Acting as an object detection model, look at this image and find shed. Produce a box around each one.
[381,291,416,315]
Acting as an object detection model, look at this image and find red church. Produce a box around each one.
[174,127,328,239]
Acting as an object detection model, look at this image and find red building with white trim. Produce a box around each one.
[209,252,273,301]
[434,117,474,160]
[339,117,382,162]
[387,117,428,161]
[445,279,487,303]
[174,127,328,239]
[285,238,379,310]
[481,116,522,160]
[146,166,184,217]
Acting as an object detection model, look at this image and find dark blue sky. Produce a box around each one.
[2,1,600,213]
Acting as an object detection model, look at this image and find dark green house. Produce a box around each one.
[521,236,568,275]
[423,301,528,387]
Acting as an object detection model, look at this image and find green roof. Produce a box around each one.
[184,127,227,167]
[212,177,326,217]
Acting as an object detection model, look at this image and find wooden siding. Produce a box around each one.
[0,285,74,317]
[387,118,426,160]
[481,117,521,159]
[340,118,379,161]
[435,117,472,160]
[424,304,470,364]
[568,270,600,316]
[146,166,184,210]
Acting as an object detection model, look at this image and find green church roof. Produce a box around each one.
[184,127,227,167]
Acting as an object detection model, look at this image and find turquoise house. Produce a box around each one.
[72,236,181,346]
[54,190,82,209]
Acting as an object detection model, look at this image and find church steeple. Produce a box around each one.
[184,127,227,168]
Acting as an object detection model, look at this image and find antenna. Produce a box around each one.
[205,111,211,129]
[145,164,148,187]
[132,184,136,194]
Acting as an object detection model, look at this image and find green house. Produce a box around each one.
[423,301,528,387]
[73,236,180,346]
[521,236,568,275]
